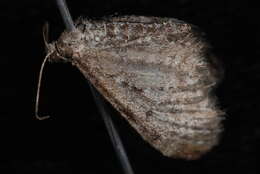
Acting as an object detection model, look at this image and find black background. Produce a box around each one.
[0,0,257,174]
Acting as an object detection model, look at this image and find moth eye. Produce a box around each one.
[67,40,77,47]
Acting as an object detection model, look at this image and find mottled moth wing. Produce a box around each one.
[52,16,224,160]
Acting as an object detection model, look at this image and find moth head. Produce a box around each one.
[55,29,84,59]
[43,23,83,62]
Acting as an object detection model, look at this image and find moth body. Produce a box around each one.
[48,16,224,160]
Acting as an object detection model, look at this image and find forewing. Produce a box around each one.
[71,17,223,159]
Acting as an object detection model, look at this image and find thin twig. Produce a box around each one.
[54,1,134,173]
[89,85,134,174]
[55,0,76,31]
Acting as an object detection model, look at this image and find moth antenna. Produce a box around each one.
[43,22,50,51]
[35,52,52,120]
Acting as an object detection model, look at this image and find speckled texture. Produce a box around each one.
[48,16,224,160]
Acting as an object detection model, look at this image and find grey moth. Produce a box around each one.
[44,16,224,160]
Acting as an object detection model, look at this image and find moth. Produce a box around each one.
[43,16,224,160]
